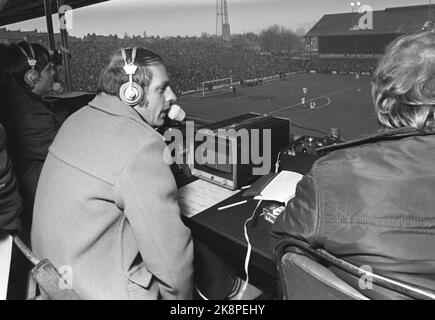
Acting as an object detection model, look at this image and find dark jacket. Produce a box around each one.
[1,85,62,233]
[271,127,435,298]
[0,123,22,232]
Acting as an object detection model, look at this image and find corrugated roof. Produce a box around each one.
[306,4,435,37]
[0,0,109,26]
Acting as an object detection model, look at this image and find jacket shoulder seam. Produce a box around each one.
[49,150,115,185]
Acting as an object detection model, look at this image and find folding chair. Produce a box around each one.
[12,236,80,300]
[275,238,435,300]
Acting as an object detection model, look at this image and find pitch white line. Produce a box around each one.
[181,86,357,113]
[269,87,356,115]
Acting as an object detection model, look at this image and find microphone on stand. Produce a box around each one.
[159,104,186,133]
[168,104,186,122]
[52,82,64,95]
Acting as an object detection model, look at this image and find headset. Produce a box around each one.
[18,42,40,88]
[118,47,186,122]
[119,47,144,106]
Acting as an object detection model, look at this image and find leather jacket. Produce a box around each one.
[271,127,435,298]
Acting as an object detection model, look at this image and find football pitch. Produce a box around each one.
[178,73,380,140]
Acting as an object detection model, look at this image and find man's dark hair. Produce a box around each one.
[97,47,163,98]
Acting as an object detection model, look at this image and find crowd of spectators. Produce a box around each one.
[34,35,380,92]
[305,57,377,74]
[65,36,305,93]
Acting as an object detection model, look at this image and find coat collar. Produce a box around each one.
[12,83,44,102]
[88,93,146,126]
[319,126,435,153]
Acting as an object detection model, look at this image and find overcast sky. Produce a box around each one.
[5,0,432,37]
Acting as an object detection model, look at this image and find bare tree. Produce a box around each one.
[201,31,211,38]
[259,25,302,54]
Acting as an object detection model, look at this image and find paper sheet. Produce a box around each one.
[0,232,13,300]
[254,170,304,205]
[178,179,239,218]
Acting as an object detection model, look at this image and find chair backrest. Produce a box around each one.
[276,239,435,300]
[0,231,13,300]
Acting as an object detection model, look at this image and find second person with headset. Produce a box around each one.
[0,41,63,240]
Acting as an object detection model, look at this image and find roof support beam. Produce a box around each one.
[0,0,109,27]
[44,0,61,83]
[44,0,56,51]
[57,0,72,91]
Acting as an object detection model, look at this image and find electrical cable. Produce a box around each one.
[234,200,263,300]
[195,285,210,301]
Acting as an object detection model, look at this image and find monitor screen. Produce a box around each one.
[193,136,233,180]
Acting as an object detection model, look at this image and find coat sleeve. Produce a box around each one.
[0,125,22,232]
[19,104,60,161]
[115,136,194,300]
[270,169,321,252]
[7,96,61,162]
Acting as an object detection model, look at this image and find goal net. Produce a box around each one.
[201,77,233,96]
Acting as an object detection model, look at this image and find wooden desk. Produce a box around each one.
[182,193,277,278]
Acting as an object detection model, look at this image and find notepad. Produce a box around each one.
[178,179,239,218]
[253,170,304,205]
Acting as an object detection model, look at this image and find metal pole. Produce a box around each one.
[57,0,72,91]
[44,0,56,51]
[44,0,60,83]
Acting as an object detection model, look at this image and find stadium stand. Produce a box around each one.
[305,57,377,74]
[304,4,435,74]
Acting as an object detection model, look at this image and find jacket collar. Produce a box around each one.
[12,83,44,102]
[88,93,147,126]
[319,126,435,153]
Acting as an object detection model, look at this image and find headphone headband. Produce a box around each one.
[19,42,40,87]
[122,47,138,75]
[119,47,143,106]
[18,44,37,66]
[122,47,137,64]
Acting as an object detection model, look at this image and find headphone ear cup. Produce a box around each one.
[119,82,144,106]
[24,69,40,87]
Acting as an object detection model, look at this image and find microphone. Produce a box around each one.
[168,104,186,122]
[53,82,64,94]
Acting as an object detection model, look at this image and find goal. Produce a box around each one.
[201,77,233,96]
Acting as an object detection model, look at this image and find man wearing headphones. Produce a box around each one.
[1,41,63,240]
[31,48,194,300]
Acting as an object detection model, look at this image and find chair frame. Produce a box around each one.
[275,238,435,300]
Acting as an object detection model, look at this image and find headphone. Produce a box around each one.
[119,47,144,106]
[18,42,40,88]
